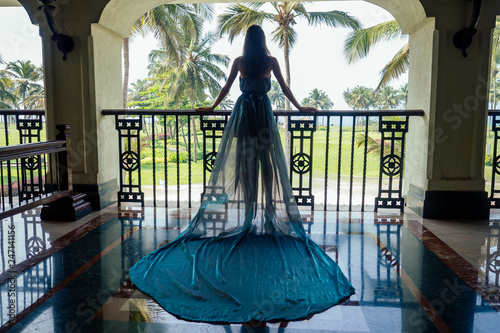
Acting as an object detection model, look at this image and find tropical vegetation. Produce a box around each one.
[302,88,334,110]
[343,20,407,91]
[122,4,214,108]
[0,60,44,109]
[217,2,361,156]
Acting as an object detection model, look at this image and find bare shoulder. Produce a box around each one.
[268,56,278,66]
[233,56,243,65]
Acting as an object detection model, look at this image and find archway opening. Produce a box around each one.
[0,5,45,145]
[93,0,432,209]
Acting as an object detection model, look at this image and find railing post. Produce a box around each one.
[375,117,408,212]
[489,115,500,208]
[200,114,227,199]
[55,124,72,191]
[115,115,144,206]
[16,115,43,144]
[288,116,316,209]
[17,115,44,201]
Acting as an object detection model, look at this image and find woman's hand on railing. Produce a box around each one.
[195,106,214,112]
[298,106,318,113]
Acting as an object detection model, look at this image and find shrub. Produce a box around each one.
[485,154,494,166]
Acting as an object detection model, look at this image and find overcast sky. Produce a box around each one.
[0,1,408,109]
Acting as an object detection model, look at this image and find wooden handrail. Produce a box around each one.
[0,109,45,116]
[0,124,72,219]
[0,140,66,162]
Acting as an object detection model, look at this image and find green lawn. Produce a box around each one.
[139,126,382,186]
[0,122,46,146]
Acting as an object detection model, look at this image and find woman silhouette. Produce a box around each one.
[130,25,354,324]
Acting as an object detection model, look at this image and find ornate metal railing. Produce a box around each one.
[486,110,500,209]
[103,109,424,212]
[0,125,72,218]
[0,110,45,145]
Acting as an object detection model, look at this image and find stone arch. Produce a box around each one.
[91,0,435,209]
[98,0,428,36]
[94,0,432,115]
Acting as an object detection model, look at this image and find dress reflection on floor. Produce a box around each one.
[0,206,499,332]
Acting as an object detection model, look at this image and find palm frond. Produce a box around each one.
[289,2,309,17]
[307,11,361,30]
[271,26,298,49]
[343,20,401,64]
[217,4,271,42]
[376,43,409,91]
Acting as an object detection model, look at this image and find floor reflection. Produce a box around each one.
[0,208,499,332]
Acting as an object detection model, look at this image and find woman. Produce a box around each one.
[129,25,354,324]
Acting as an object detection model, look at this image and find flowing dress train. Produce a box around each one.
[129,77,355,323]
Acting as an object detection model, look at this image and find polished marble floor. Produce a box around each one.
[0,206,499,332]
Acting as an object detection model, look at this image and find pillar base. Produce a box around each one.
[407,184,489,219]
[73,179,118,210]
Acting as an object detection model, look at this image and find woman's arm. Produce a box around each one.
[196,57,241,112]
[270,57,317,113]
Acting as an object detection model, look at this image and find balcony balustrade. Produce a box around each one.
[102,109,425,212]
[8,109,500,213]
[0,112,71,218]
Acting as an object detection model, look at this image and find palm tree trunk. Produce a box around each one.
[123,38,130,108]
[190,99,198,162]
[494,70,497,109]
[283,26,291,165]
[180,122,189,153]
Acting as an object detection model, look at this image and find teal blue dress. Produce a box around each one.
[129,77,355,323]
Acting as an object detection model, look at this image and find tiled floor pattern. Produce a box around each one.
[0,207,499,332]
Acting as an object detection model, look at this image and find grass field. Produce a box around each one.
[1,120,495,194]
[137,126,382,186]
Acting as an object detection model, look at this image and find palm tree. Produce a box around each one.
[375,86,402,109]
[355,132,402,157]
[218,2,360,158]
[343,20,408,91]
[23,84,45,109]
[218,98,234,110]
[302,88,333,126]
[2,60,43,109]
[302,88,333,110]
[149,31,230,162]
[343,86,374,110]
[399,83,408,108]
[343,85,374,128]
[128,78,152,103]
[490,18,500,109]
[123,4,213,108]
[0,76,16,109]
[268,80,285,110]
[219,2,360,109]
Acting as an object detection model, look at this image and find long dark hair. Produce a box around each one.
[241,25,270,78]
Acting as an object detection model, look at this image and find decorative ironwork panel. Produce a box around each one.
[489,116,500,208]
[22,210,53,299]
[199,181,229,237]
[375,118,408,212]
[20,155,44,200]
[289,119,316,208]
[375,224,402,303]
[120,215,144,285]
[16,116,43,143]
[201,115,228,198]
[481,220,500,309]
[200,211,229,237]
[116,116,144,205]
[16,115,44,202]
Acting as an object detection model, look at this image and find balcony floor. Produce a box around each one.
[1,205,500,332]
